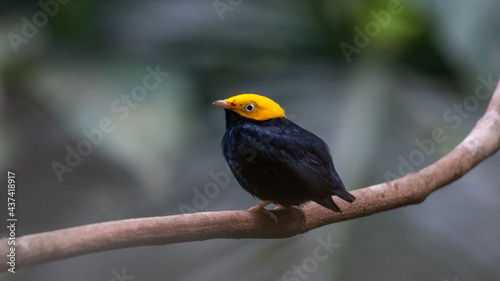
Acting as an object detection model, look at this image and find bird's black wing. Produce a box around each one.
[244,119,343,196]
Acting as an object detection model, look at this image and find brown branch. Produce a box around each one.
[2,79,500,273]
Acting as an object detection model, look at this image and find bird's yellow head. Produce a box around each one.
[213,94,286,121]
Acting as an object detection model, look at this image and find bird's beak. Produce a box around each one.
[213,99,235,110]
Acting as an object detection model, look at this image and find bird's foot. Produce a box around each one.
[248,200,278,226]
[248,200,273,211]
[273,205,288,211]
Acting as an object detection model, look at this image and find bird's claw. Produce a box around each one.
[248,200,278,226]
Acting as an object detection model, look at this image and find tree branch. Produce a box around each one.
[2,79,500,272]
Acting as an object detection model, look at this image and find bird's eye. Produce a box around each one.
[245,103,256,112]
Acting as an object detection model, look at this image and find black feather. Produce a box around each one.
[221,110,355,212]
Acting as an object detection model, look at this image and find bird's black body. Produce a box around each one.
[221,110,355,212]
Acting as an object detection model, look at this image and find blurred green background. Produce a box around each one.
[1,0,499,280]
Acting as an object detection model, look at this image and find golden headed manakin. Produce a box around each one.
[213,94,355,214]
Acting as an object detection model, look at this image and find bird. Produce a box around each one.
[213,93,355,218]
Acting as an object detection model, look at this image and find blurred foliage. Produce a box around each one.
[0,1,499,280]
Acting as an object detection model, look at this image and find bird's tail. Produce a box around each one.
[315,189,356,213]
[333,189,356,203]
[314,197,341,212]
